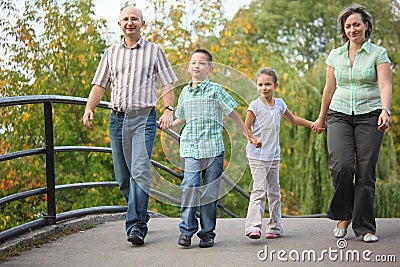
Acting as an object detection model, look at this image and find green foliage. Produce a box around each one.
[0,0,113,231]
[213,0,400,217]
[142,0,226,64]
[375,180,400,217]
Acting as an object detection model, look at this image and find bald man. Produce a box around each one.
[83,6,178,245]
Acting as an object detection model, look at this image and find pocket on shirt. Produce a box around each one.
[361,67,376,83]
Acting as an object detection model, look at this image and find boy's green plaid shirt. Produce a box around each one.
[175,78,238,159]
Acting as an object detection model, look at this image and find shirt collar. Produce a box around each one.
[120,36,145,49]
[188,77,209,91]
[338,40,371,55]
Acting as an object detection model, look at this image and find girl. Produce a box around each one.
[244,67,316,239]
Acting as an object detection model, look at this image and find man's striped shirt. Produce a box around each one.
[92,37,177,111]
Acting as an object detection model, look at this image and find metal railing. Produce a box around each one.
[0,95,326,243]
[0,95,246,243]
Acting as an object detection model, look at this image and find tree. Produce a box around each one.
[1,0,399,228]
[142,0,226,64]
[211,0,400,216]
[0,0,119,230]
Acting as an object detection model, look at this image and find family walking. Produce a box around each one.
[82,3,392,247]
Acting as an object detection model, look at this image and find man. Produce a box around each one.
[82,6,177,246]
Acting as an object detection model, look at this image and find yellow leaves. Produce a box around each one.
[89,188,99,194]
[87,25,94,35]
[232,17,254,35]
[3,215,11,228]
[210,44,220,54]
[242,22,253,35]
[0,79,7,90]
[89,45,97,58]
[48,39,59,51]
[223,30,232,38]
[281,147,291,155]
[282,207,289,214]
[78,54,87,67]
[0,141,11,154]
[282,72,289,82]
[58,51,64,60]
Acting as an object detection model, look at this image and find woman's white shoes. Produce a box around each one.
[363,234,378,243]
[333,221,378,242]
[333,221,350,238]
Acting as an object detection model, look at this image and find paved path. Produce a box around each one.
[2,217,399,266]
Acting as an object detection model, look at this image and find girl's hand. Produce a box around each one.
[249,136,262,148]
[311,118,326,134]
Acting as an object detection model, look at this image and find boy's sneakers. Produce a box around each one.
[266,233,280,239]
[179,233,215,248]
[127,230,145,245]
[178,233,192,247]
[199,236,214,248]
[247,231,261,239]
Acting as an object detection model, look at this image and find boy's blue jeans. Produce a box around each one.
[179,152,224,239]
[109,108,156,238]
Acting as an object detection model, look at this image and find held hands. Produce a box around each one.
[82,110,94,128]
[249,135,262,148]
[158,109,173,129]
[311,118,326,134]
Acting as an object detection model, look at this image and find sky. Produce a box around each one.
[93,0,252,42]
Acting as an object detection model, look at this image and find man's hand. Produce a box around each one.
[158,109,173,129]
[83,109,94,128]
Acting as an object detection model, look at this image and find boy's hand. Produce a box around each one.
[158,110,173,129]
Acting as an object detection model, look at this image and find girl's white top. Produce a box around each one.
[246,97,287,161]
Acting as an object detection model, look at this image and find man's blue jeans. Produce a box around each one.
[179,152,224,239]
[109,108,156,238]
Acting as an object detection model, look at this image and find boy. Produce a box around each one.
[172,49,254,248]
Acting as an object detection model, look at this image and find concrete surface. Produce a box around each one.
[1,217,399,266]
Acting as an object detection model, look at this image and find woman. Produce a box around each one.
[312,4,392,243]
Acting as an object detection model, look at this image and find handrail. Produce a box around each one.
[0,95,247,243]
[0,95,110,108]
[0,95,326,243]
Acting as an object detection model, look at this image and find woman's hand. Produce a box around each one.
[311,118,326,134]
[377,110,390,131]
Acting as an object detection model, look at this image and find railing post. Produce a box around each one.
[44,101,56,224]
[219,179,225,218]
